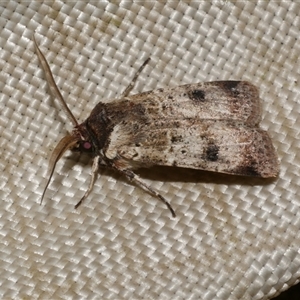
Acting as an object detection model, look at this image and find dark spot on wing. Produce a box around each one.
[171,135,183,143]
[232,164,260,177]
[222,81,240,89]
[220,81,241,97]
[203,143,219,161]
[188,89,206,102]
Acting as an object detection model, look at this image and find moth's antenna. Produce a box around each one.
[41,134,80,205]
[33,35,79,127]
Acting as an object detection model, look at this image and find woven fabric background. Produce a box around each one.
[0,2,299,299]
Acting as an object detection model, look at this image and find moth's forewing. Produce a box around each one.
[106,119,278,178]
[128,81,262,126]
[100,81,278,178]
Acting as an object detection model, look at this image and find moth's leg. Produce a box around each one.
[114,167,176,218]
[121,58,150,97]
[75,155,100,209]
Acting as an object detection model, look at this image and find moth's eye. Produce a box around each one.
[83,141,92,150]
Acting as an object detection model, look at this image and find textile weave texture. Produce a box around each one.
[0,2,299,299]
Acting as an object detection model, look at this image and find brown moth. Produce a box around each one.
[34,37,279,217]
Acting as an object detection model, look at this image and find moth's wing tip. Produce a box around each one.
[261,163,280,178]
[249,130,280,178]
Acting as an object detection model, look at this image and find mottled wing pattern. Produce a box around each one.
[127,81,261,126]
[104,81,278,178]
[106,119,278,178]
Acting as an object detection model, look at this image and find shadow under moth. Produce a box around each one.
[34,37,279,217]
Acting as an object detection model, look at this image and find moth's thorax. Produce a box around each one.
[73,104,114,154]
[83,101,149,152]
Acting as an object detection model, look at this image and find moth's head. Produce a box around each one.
[71,124,95,154]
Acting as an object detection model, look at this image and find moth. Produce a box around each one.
[34,37,279,217]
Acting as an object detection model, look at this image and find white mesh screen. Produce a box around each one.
[0,2,299,299]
